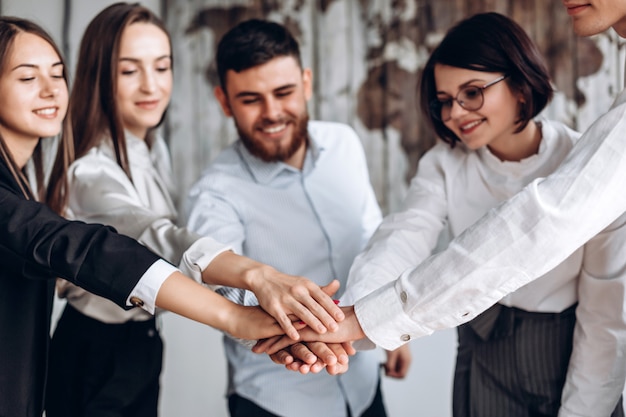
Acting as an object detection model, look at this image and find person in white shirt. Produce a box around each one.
[185,19,410,417]
[348,12,623,417]
[258,3,626,414]
[45,4,343,417]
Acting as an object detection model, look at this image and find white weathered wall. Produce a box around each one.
[4,1,624,416]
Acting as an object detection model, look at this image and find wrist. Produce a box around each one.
[219,300,241,335]
[242,262,276,293]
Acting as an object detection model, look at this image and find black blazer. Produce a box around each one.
[0,158,161,417]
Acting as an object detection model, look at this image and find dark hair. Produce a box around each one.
[419,12,553,146]
[0,17,73,214]
[216,19,302,89]
[71,2,171,181]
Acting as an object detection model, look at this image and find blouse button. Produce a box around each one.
[401,334,411,342]
[400,291,408,303]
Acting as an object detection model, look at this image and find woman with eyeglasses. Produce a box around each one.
[344,12,626,417]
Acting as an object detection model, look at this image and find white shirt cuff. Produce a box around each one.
[178,237,232,289]
[127,259,179,314]
[354,279,431,351]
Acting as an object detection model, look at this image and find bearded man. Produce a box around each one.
[185,18,411,417]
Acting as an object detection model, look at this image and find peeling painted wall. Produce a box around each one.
[2,1,623,416]
[165,0,623,215]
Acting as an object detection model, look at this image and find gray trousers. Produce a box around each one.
[452,304,624,417]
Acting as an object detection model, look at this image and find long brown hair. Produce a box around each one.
[0,17,73,214]
[71,2,171,181]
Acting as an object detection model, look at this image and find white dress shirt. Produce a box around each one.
[58,132,229,323]
[352,86,626,349]
[186,121,383,417]
[347,117,626,416]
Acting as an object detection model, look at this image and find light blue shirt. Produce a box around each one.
[186,121,383,417]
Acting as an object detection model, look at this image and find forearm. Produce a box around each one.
[356,104,626,349]
[156,270,235,331]
[200,250,273,290]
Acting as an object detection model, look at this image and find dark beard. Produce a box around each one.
[237,113,309,163]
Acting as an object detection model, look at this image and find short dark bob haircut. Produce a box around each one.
[419,12,554,147]
[216,19,302,90]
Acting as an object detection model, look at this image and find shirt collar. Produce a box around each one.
[235,132,325,184]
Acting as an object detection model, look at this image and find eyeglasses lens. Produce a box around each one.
[438,87,484,121]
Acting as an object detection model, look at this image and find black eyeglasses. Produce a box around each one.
[429,75,508,122]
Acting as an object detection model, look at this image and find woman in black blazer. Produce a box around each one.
[0,16,341,417]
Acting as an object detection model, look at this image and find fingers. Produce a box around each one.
[252,335,281,354]
[384,345,412,379]
[325,361,350,375]
[316,279,344,321]
[340,341,356,357]
[269,310,314,341]
[286,282,344,333]
[269,352,314,374]
[289,343,319,365]
[276,313,300,341]
[270,344,322,374]
[305,342,337,367]
[265,326,326,354]
[287,359,313,374]
[269,349,294,366]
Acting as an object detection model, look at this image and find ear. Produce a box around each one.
[302,68,313,101]
[214,86,233,117]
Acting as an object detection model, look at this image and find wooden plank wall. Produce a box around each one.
[3,0,621,214]
[164,0,624,215]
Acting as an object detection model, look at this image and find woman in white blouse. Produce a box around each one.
[45,4,343,417]
[348,13,626,417]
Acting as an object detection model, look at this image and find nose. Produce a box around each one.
[262,97,282,120]
[447,99,468,120]
[41,76,62,98]
[140,70,157,93]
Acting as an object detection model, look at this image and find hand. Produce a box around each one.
[155,271,304,340]
[383,344,411,378]
[202,252,345,341]
[226,305,306,340]
[268,341,355,375]
[253,306,365,355]
[248,270,344,340]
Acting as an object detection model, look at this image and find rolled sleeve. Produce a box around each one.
[178,236,232,288]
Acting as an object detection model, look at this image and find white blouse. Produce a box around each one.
[57,132,229,323]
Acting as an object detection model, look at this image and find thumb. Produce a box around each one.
[321,279,341,298]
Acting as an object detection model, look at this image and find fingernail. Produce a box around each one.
[298,321,306,325]
[333,299,340,305]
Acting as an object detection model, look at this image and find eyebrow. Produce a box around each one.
[11,61,63,71]
[436,78,488,95]
[234,83,297,99]
[118,55,172,63]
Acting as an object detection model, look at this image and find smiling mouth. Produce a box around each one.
[460,119,483,133]
[261,123,287,134]
[136,100,160,109]
[33,107,57,117]
[565,4,590,15]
